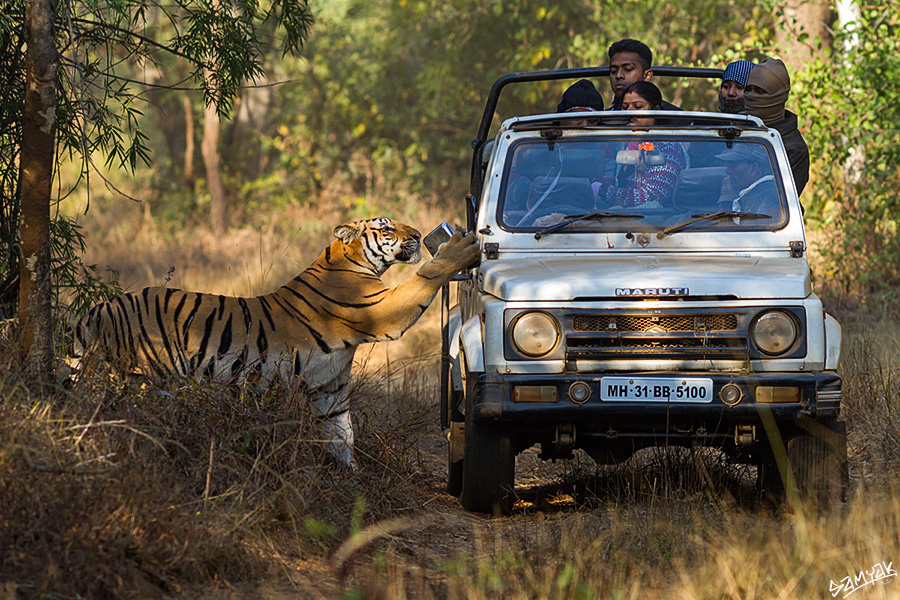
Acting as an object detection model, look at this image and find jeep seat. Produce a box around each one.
[672,166,728,211]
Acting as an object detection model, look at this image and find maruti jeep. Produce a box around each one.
[437,67,845,514]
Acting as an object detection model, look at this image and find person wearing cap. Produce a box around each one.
[743,57,810,196]
[718,60,755,114]
[715,144,778,215]
[557,79,605,126]
[558,79,605,113]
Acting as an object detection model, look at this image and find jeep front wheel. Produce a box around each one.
[786,425,847,512]
[460,409,516,515]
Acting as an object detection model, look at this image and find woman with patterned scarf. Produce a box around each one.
[591,81,686,208]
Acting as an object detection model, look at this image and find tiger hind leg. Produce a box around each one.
[312,391,358,472]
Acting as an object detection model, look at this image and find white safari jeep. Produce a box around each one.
[437,67,846,514]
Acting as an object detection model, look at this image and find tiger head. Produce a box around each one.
[333,218,422,273]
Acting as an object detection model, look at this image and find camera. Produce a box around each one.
[424,222,456,256]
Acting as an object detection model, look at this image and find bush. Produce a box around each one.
[797,2,900,299]
[0,358,433,598]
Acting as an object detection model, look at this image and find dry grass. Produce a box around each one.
[3,202,900,598]
[5,309,895,599]
[345,492,900,599]
[0,356,438,598]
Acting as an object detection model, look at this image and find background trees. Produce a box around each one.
[0,0,313,374]
[195,0,768,226]
[796,1,900,297]
[1,0,898,364]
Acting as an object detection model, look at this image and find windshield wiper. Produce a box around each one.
[534,211,644,240]
[656,210,772,239]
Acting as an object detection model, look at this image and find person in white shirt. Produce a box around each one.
[715,144,777,214]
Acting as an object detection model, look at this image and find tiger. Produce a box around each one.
[68,217,479,471]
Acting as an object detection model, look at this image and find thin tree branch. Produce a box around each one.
[70,16,205,66]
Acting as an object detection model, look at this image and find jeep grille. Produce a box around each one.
[573,314,738,332]
[566,313,747,361]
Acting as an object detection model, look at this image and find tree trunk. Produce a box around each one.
[183,93,194,182]
[775,0,834,72]
[18,0,58,377]
[202,99,226,235]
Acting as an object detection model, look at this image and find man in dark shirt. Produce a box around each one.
[606,39,681,112]
[743,57,810,196]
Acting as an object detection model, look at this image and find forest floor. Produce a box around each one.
[4,219,899,599]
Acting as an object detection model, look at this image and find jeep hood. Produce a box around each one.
[479,255,811,301]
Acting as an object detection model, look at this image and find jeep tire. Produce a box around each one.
[460,388,516,514]
[786,425,847,512]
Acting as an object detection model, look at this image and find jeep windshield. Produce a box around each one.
[499,137,788,233]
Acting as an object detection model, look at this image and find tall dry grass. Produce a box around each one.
[3,197,899,598]
[336,297,900,599]
[0,354,440,598]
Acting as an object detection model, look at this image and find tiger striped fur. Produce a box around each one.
[68,218,479,471]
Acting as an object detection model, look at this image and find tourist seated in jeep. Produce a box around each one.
[592,81,687,209]
[501,130,787,232]
[557,79,605,113]
[715,144,779,214]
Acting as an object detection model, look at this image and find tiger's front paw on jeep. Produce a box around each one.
[433,229,480,271]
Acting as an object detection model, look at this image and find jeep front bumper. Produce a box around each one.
[468,371,841,432]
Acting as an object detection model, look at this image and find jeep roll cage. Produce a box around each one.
[466,65,770,225]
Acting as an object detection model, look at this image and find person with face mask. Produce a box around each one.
[743,57,810,196]
[718,60,755,114]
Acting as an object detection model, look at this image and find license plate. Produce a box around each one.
[600,377,713,403]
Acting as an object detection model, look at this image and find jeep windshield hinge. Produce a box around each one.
[484,242,499,260]
[540,128,562,140]
[718,127,741,139]
[790,240,805,258]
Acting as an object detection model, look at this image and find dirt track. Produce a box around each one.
[235,421,763,600]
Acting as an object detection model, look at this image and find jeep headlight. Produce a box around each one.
[511,312,560,358]
[751,310,798,355]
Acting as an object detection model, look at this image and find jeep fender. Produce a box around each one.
[460,314,485,375]
[824,312,842,370]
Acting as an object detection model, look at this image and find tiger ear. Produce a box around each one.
[333,221,362,244]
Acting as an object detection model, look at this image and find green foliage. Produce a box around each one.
[795,0,900,297]
[0,0,313,339]
[49,217,123,348]
[214,0,769,222]
[58,0,771,231]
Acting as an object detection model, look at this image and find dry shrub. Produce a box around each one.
[0,380,263,599]
[833,310,900,488]
[350,483,900,600]
[344,304,900,599]
[0,352,433,598]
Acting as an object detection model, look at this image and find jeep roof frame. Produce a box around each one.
[468,65,732,199]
